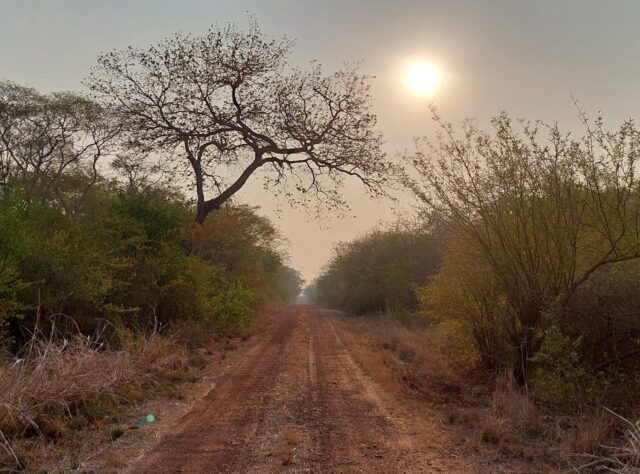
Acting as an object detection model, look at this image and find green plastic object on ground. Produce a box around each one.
[146,413,155,423]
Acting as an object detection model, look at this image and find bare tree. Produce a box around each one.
[0,81,118,203]
[85,20,391,224]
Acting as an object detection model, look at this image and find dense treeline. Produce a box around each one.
[0,81,302,350]
[312,111,640,408]
[311,224,442,316]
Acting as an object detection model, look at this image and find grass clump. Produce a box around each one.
[0,323,190,470]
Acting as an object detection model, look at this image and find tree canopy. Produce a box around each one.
[86,20,392,223]
[0,81,118,204]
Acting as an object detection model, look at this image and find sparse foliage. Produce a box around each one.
[86,20,392,223]
[408,108,640,384]
[0,81,118,204]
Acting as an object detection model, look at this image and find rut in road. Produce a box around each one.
[130,306,472,473]
[132,309,295,473]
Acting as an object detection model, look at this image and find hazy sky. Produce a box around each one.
[2,0,640,281]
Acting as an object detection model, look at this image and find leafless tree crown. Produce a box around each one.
[85,21,391,223]
[0,81,118,202]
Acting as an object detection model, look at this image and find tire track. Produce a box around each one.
[131,306,474,473]
[132,309,295,473]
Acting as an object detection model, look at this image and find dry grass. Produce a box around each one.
[471,372,551,460]
[570,409,640,472]
[597,409,640,472]
[0,324,190,470]
[566,412,612,457]
[342,314,487,410]
[336,313,561,469]
[339,314,444,373]
[337,313,640,473]
[490,372,545,438]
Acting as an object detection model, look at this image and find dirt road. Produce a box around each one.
[130,306,475,473]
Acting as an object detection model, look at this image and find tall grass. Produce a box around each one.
[574,408,640,472]
[0,321,188,469]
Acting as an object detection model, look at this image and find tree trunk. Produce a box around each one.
[511,302,543,388]
[191,154,208,225]
[195,198,209,225]
[195,196,223,224]
[192,156,264,224]
[513,343,531,388]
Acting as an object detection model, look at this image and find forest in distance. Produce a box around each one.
[1,9,640,474]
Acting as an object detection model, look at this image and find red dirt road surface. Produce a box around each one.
[129,306,476,473]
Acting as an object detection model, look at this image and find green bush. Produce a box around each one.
[529,326,586,404]
[0,81,304,349]
[100,192,190,327]
[0,178,301,348]
[210,284,256,331]
[0,197,28,347]
[416,238,512,371]
[312,224,441,316]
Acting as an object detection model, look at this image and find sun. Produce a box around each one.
[403,61,442,96]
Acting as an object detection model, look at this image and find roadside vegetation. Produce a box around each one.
[310,222,442,318]
[0,80,294,469]
[0,17,396,469]
[312,111,640,471]
[0,160,302,467]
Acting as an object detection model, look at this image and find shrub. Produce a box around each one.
[417,238,512,371]
[0,203,27,347]
[210,284,256,331]
[529,326,586,404]
[426,319,481,373]
[408,110,640,385]
[100,191,195,328]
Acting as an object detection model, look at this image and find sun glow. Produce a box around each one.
[403,61,442,96]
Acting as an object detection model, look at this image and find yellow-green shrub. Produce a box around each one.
[426,319,481,373]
